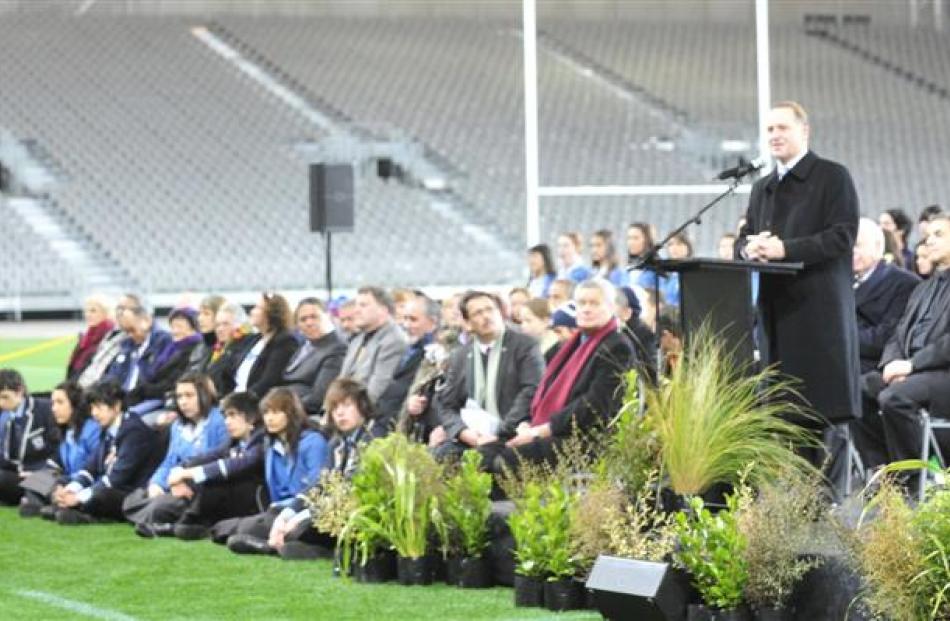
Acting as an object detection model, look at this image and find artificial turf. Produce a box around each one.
[0,337,76,393]
[0,508,598,621]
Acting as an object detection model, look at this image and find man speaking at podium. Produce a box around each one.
[737,101,861,452]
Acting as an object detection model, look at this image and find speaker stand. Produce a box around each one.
[324,230,333,301]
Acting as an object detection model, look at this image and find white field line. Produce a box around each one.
[12,589,139,621]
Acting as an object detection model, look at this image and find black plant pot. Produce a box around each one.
[575,576,597,610]
[458,556,492,589]
[430,554,447,582]
[754,607,792,621]
[397,555,434,586]
[354,550,397,583]
[445,555,462,586]
[715,605,752,621]
[543,577,583,612]
[513,574,545,608]
[687,604,713,621]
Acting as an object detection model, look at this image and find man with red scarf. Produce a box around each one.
[498,279,636,468]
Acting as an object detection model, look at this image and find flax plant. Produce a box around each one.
[643,328,819,496]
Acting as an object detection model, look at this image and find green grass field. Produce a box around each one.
[0,337,76,393]
[0,508,597,620]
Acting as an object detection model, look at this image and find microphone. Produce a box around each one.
[716,157,766,180]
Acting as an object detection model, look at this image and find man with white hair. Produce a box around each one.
[494,278,636,469]
[854,217,920,373]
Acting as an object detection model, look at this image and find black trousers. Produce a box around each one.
[212,505,280,544]
[285,517,335,550]
[853,369,950,469]
[81,487,130,521]
[0,469,23,505]
[179,478,265,527]
[122,488,190,525]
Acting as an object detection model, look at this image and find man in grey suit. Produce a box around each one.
[278,298,347,417]
[431,291,544,459]
[339,287,409,404]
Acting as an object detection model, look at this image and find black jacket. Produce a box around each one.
[880,269,950,372]
[0,396,57,472]
[184,427,267,484]
[73,412,166,496]
[278,331,347,416]
[738,151,861,423]
[224,330,300,399]
[855,262,920,373]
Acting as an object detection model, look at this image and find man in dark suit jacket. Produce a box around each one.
[432,291,544,459]
[278,298,346,417]
[738,101,861,428]
[853,217,920,373]
[497,279,635,470]
[853,215,950,469]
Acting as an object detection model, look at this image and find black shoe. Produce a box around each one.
[174,523,209,541]
[18,500,43,518]
[279,541,331,561]
[55,508,95,525]
[40,505,57,521]
[227,534,275,556]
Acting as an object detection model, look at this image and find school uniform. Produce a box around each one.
[0,396,58,505]
[20,418,101,509]
[58,412,166,522]
[215,429,328,545]
[122,408,228,525]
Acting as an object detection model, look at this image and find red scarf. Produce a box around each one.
[69,319,115,372]
[530,317,617,426]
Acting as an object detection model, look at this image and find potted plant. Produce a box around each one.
[674,493,751,621]
[508,481,548,607]
[736,474,825,620]
[643,329,819,499]
[538,479,583,612]
[438,450,493,588]
[307,470,357,576]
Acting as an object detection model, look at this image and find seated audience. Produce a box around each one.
[168,391,268,541]
[105,304,173,404]
[882,229,905,268]
[185,294,226,375]
[917,204,943,241]
[525,244,556,298]
[626,222,658,289]
[519,298,559,360]
[397,326,462,445]
[67,295,116,381]
[658,310,684,375]
[494,279,636,470]
[547,278,574,312]
[508,287,530,325]
[226,292,299,399]
[590,229,630,287]
[853,215,950,479]
[0,369,57,506]
[206,302,252,395]
[550,302,579,353]
[218,388,328,552]
[77,293,143,389]
[374,294,439,431]
[616,286,657,380]
[52,380,166,524]
[126,307,204,408]
[123,373,227,536]
[19,381,100,517]
[915,240,935,279]
[853,218,920,373]
[879,208,914,268]
[335,299,359,342]
[431,291,543,460]
[440,293,465,334]
[267,378,383,560]
[339,287,408,404]
[277,298,346,418]
[556,231,593,283]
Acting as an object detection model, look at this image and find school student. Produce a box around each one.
[218,387,329,554]
[269,378,383,560]
[19,381,100,517]
[51,379,166,524]
[122,373,227,534]
[0,369,58,506]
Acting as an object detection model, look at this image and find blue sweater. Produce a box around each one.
[56,418,101,477]
[265,429,328,507]
[149,408,228,490]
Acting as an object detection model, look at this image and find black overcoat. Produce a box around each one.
[738,151,861,423]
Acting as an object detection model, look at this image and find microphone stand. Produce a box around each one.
[628,174,748,373]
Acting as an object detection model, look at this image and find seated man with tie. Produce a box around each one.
[277,298,347,418]
[431,290,544,460]
[104,304,173,406]
[853,217,920,374]
[853,214,950,474]
[0,369,57,506]
[50,379,166,524]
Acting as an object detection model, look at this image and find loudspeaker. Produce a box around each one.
[309,163,354,233]
[586,556,694,621]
